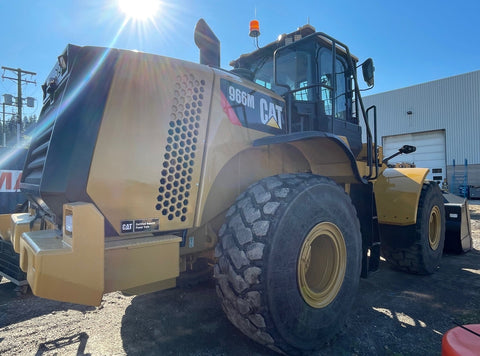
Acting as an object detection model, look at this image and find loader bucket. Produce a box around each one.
[443,192,472,254]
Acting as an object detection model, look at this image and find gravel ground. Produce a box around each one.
[0,201,479,355]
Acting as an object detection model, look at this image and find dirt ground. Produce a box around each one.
[1,202,479,356]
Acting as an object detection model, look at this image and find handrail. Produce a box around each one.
[366,105,379,180]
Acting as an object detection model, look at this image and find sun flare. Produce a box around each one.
[118,0,161,21]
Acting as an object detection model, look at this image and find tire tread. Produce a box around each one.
[214,174,359,353]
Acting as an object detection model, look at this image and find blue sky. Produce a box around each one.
[1,0,480,119]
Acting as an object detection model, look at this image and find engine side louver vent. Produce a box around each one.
[22,123,54,186]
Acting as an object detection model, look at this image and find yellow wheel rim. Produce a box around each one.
[428,205,441,250]
[297,222,347,309]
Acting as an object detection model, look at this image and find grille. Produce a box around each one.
[22,123,54,186]
[155,74,205,222]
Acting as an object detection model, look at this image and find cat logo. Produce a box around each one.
[220,78,285,134]
[259,98,283,129]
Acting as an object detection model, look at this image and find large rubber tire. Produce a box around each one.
[381,182,445,275]
[0,239,27,282]
[214,174,362,354]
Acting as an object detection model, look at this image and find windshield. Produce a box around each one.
[275,38,353,121]
[243,56,288,97]
[274,42,315,101]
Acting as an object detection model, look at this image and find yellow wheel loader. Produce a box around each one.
[0,19,470,353]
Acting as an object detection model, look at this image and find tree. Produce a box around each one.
[2,114,38,147]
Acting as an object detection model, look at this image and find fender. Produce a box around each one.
[253,131,367,185]
[197,131,365,227]
[374,167,429,226]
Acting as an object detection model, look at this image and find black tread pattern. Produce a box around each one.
[381,182,445,274]
[0,239,26,281]
[214,173,350,353]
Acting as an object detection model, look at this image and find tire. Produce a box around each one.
[0,239,27,282]
[214,174,362,354]
[381,182,445,275]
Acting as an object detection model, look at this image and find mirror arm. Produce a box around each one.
[382,145,417,164]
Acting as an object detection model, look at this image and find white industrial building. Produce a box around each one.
[362,69,480,195]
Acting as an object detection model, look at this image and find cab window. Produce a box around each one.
[274,44,315,101]
[317,48,351,121]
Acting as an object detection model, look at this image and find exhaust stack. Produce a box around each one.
[194,19,220,67]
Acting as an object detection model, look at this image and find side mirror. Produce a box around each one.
[362,58,375,87]
[382,145,416,164]
[399,145,416,154]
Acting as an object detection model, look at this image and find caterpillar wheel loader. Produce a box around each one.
[0,19,450,353]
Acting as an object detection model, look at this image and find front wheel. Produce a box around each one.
[381,182,446,274]
[214,174,362,354]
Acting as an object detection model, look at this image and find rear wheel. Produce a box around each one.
[214,174,362,353]
[381,182,445,274]
[0,239,27,282]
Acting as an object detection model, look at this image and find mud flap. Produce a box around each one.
[19,202,104,306]
[443,192,472,254]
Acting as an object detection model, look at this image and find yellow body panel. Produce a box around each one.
[87,54,214,234]
[19,203,104,305]
[16,202,182,305]
[374,168,429,226]
[288,138,359,182]
[86,58,362,233]
[195,71,362,226]
[104,234,180,293]
[194,72,279,226]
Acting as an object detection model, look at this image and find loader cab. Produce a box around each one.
[274,38,356,131]
[231,25,364,156]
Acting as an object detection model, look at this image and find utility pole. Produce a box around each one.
[1,67,36,145]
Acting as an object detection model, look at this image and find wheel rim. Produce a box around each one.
[428,205,441,250]
[298,222,347,309]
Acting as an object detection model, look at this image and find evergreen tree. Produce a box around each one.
[1,114,38,147]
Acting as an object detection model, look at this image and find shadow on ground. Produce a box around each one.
[0,281,95,327]
[120,249,480,356]
[331,249,480,355]
[34,332,90,356]
[120,280,275,355]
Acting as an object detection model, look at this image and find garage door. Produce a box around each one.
[383,130,446,183]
